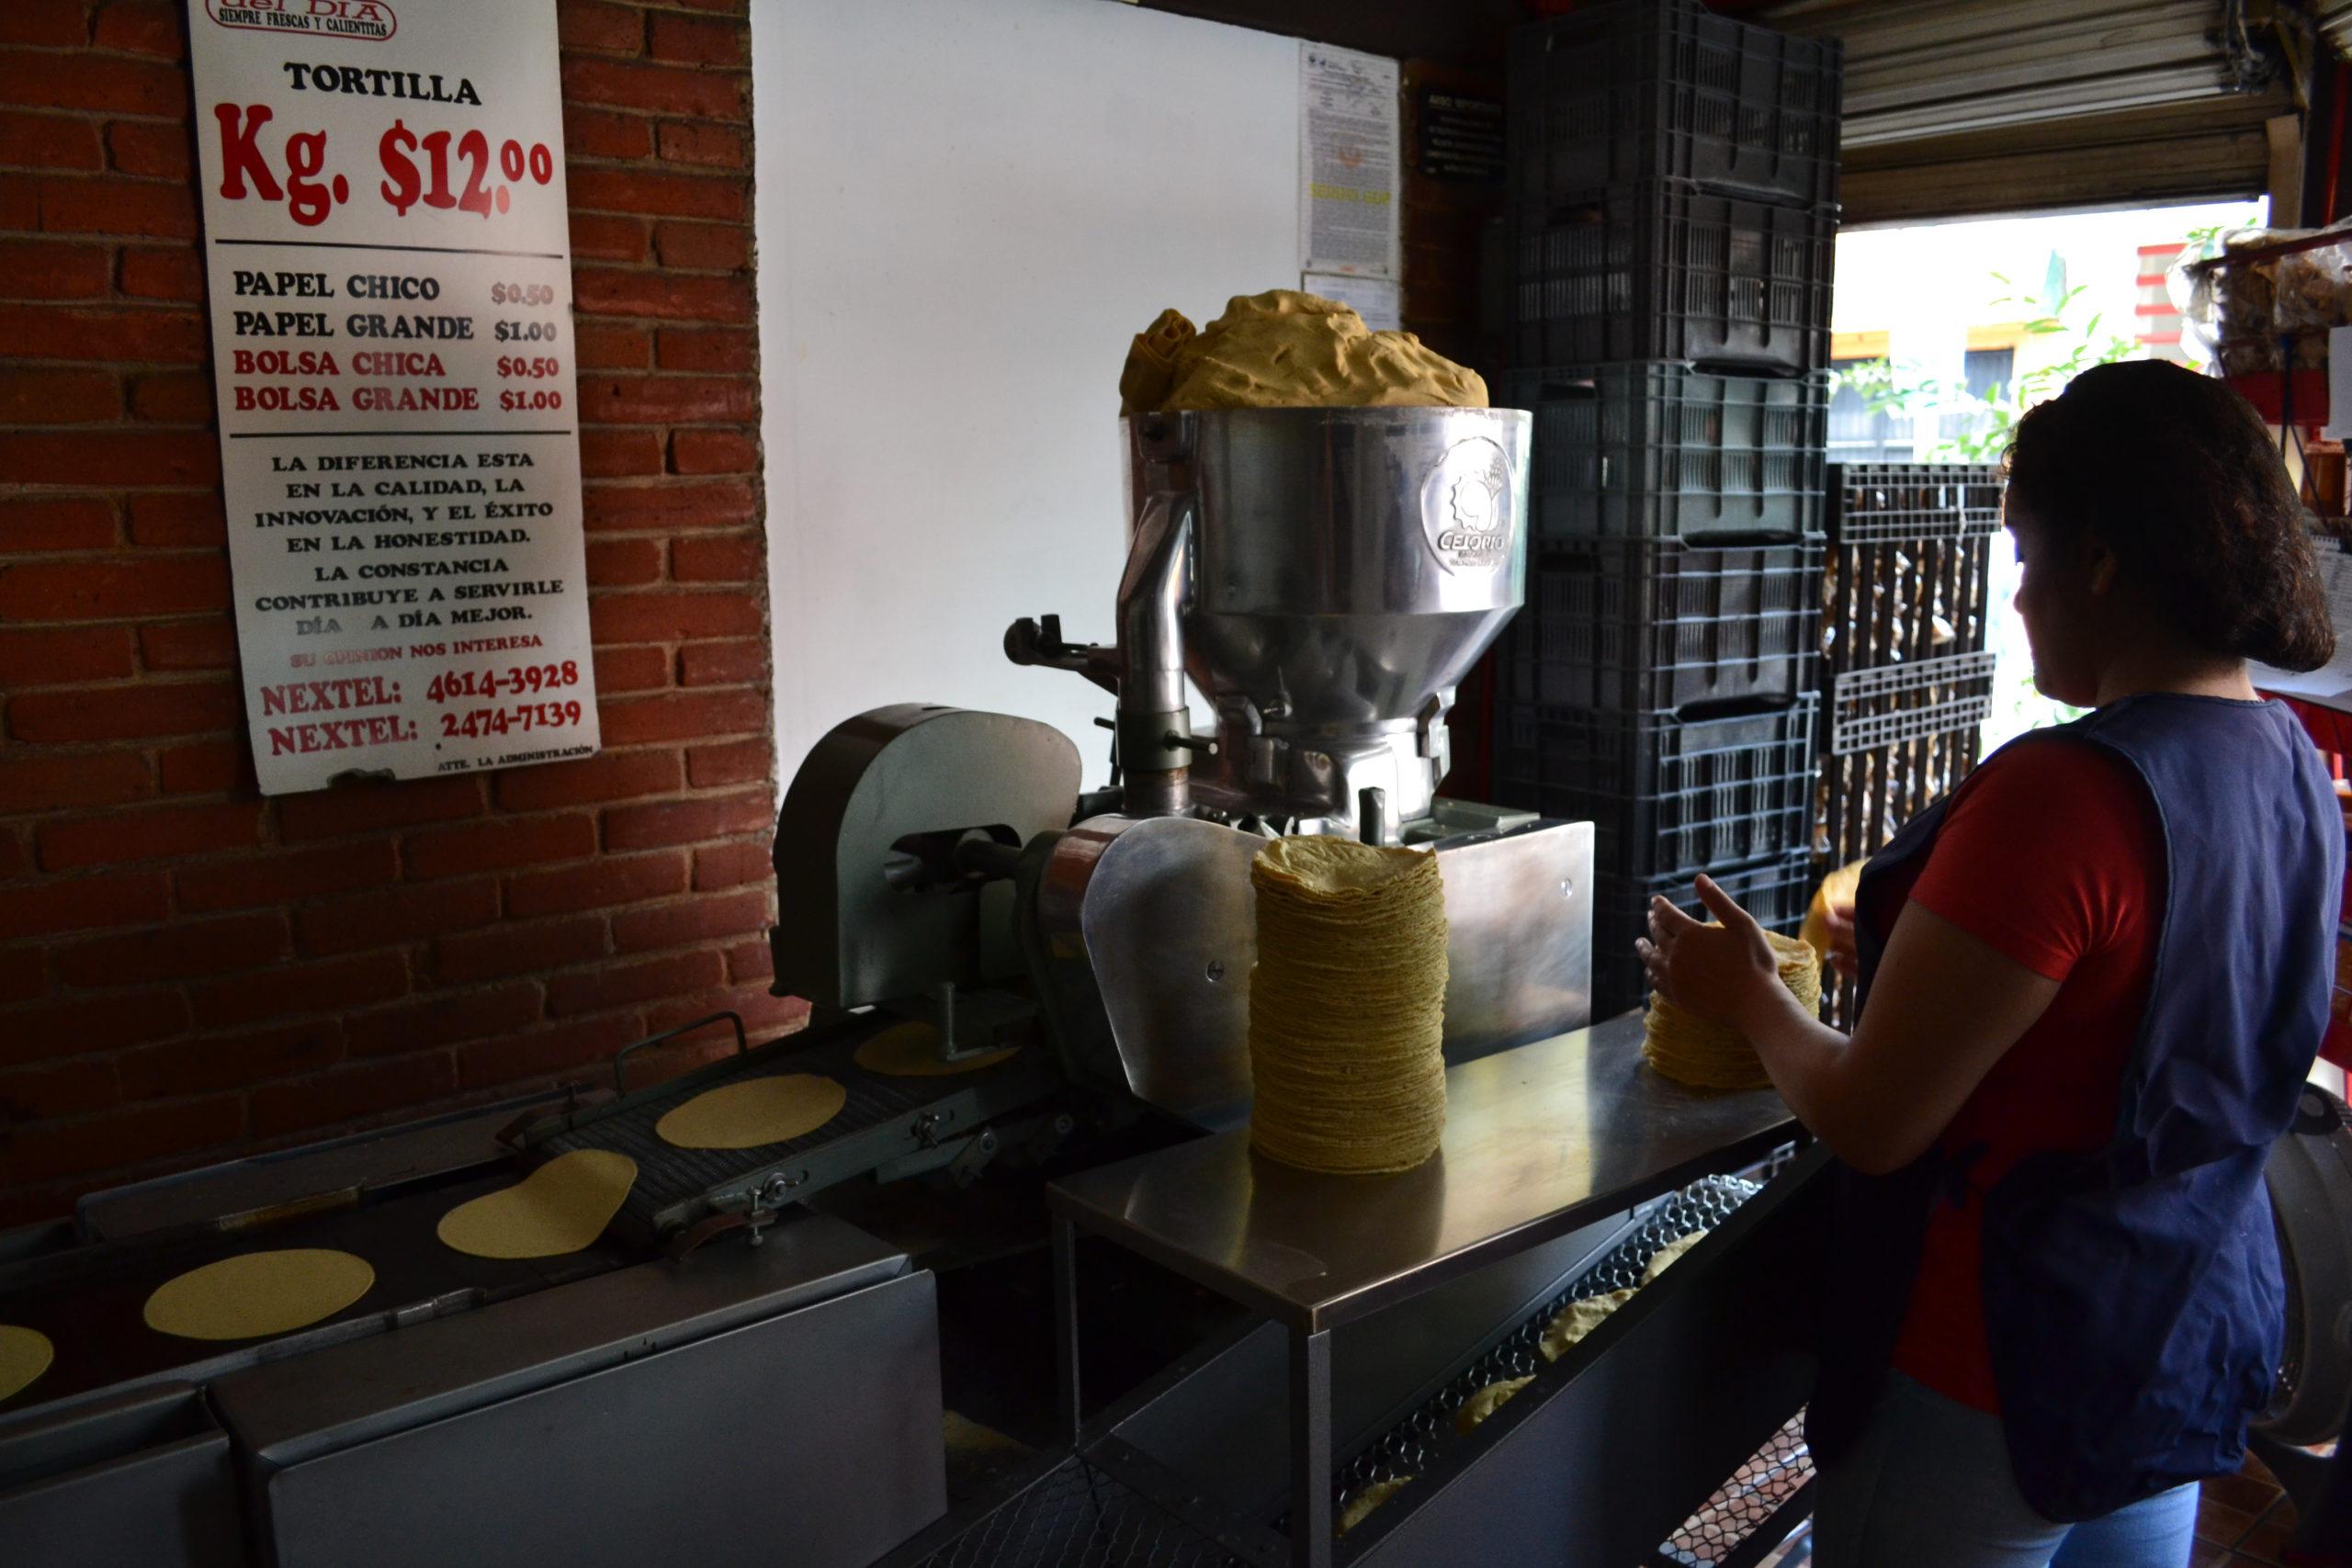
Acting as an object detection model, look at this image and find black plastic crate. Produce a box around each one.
[1822,531,1996,681]
[1511,186,1835,375]
[1500,536,1825,713]
[1499,365,1828,544]
[1827,651,1996,756]
[1510,0,1841,212]
[1830,462,2004,546]
[1493,698,1816,877]
[1589,850,1815,1021]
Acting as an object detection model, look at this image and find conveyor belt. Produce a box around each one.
[910,1456,1241,1568]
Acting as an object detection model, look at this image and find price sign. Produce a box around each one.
[187,0,598,794]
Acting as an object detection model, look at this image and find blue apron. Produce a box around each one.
[1807,694,2342,1521]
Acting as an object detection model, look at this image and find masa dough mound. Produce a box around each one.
[1121,290,1487,413]
[1643,1229,1708,1284]
[854,1021,1020,1077]
[1540,1288,1634,1362]
[436,1148,638,1260]
[656,1073,847,1151]
[0,1325,53,1404]
[143,1249,375,1342]
[1453,1374,1535,1436]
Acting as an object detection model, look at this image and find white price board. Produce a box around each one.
[1298,42,1399,280]
[187,0,596,795]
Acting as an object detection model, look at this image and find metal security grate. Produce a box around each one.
[912,1456,1242,1568]
[1655,1415,1814,1568]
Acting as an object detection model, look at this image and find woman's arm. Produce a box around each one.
[1642,877,2061,1175]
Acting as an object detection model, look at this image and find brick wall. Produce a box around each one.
[0,0,791,1225]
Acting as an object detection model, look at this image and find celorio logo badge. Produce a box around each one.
[206,0,399,41]
[1422,436,1512,573]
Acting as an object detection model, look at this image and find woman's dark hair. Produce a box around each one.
[2003,359,2335,671]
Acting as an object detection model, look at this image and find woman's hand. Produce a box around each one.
[1635,874,1790,1033]
[1822,900,1859,981]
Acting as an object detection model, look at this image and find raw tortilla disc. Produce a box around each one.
[0,1325,53,1404]
[1453,1374,1534,1436]
[655,1074,847,1151]
[1339,1475,1411,1536]
[435,1149,639,1260]
[854,1022,1018,1077]
[142,1249,375,1342]
[1643,1229,1707,1284]
[1539,1288,1634,1363]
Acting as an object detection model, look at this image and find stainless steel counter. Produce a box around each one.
[1047,1009,1793,1333]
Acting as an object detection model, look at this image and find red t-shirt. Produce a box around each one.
[1874,739,2165,1414]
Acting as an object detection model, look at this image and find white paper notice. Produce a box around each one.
[2253,543,2352,711]
[1299,43,1399,280]
[2325,325,2352,442]
[1303,271,1401,333]
[186,0,597,795]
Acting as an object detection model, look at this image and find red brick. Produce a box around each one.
[671,535,761,582]
[0,496,116,551]
[604,787,769,852]
[0,626,137,685]
[0,430,217,486]
[694,840,771,890]
[586,536,662,586]
[39,175,199,239]
[0,10,89,46]
[435,914,606,984]
[191,951,409,1029]
[648,984,808,1041]
[0,302,206,361]
[669,430,756,474]
[127,491,223,546]
[55,912,288,987]
[177,839,400,912]
[8,1095,243,1182]
[579,431,663,483]
[129,369,211,422]
[120,1021,344,1099]
[0,1056,119,1120]
[158,738,247,795]
[577,373,754,428]
[249,1053,458,1141]
[275,775,485,841]
[655,327,754,373]
[727,936,772,983]
[10,679,239,742]
[611,888,770,953]
[0,869,167,941]
[0,111,102,171]
[0,555,229,619]
[575,266,750,323]
[652,220,747,272]
[107,118,191,178]
[0,750,152,812]
[590,590,762,643]
[344,982,543,1057]
[582,475,755,530]
[92,2,185,58]
[546,948,723,1016]
[561,103,651,159]
[573,321,652,369]
[0,239,110,298]
[0,175,32,231]
[560,58,747,122]
[557,0,644,55]
[677,637,767,688]
[404,812,595,880]
[648,12,745,65]
[0,947,45,1005]
[39,800,262,871]
[0,830,25,879]
[119,245,203,301]
[0,987,187,1067]
[568,210,649,264]
[0,50,185,115]
[294,878,502,957]
[497,749,683,810]
[0,366,119,423]
[655,120,745,167]
[137,618,237,671]
[593,643,670,694]
[599,687,765,745]
[507,849,687,919]
[454,1012,640,1090]
[567,164,744,222]
[688,738,770,788]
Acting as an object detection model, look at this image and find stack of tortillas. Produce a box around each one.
[1642,930,1819,1090]
[1248,836,1449,1174]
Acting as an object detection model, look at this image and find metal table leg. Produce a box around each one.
[1052,1213,1081,1443]
[1289,1325,1331,1568]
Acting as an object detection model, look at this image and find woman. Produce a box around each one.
[1638,360,2343,1568]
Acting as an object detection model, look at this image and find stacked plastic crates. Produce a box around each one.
[1491,0,1842,1018]
[1817,463,2002,1024]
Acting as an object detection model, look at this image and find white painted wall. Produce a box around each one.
[752,0,1301,791]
